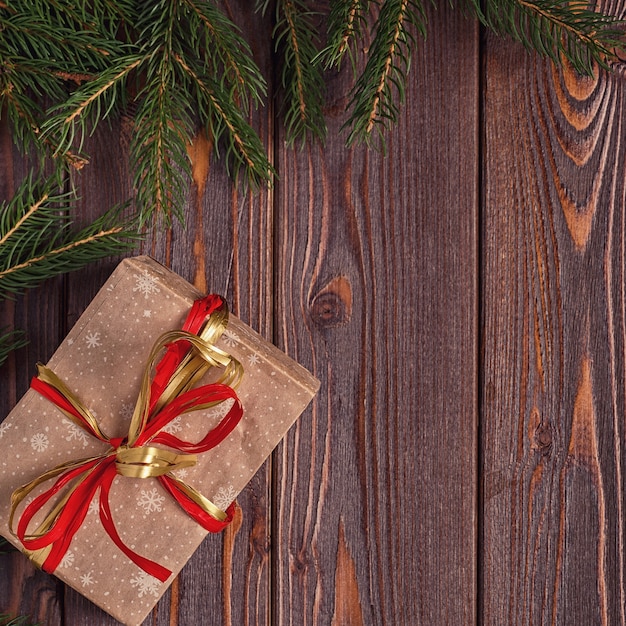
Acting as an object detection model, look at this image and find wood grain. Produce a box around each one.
[482,33,626,625]
[272,7,478,625]
[0,113,65,626]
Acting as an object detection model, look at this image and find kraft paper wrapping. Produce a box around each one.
[0,256,319,626]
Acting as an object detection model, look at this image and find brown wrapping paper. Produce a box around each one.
[0,256,319,625]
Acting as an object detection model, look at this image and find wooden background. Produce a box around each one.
[1,4,626,625]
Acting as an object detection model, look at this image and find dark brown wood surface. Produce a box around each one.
[482,29,626,626]
[1,4,624,626]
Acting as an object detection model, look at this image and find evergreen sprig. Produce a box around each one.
[0,173,140,365]
[259,0,327,144]
[474,0,626,76]
[319,0,370,71]
[0,0,129,163]
[0,328,27,366]
[38,0,272,224]
[0,175,140,300]
[1,0,626,219]
[343,0,426,148]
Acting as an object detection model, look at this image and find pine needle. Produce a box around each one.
[318,0,370,71]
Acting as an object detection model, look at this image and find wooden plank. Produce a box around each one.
[482,35,626,624]
[272,9,479,625]
[0,116,65,625]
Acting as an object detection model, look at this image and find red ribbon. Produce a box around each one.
[15,294,242,582]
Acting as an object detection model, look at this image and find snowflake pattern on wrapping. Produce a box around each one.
[129,572,160,598]
[162,416,182,434]
[137,487,165,514]
[213,485,237,511]
[64,419,90,447]
[206,398,234,420]
[247,353,261,366]
[221,329,239,347]
[0,422,11,438]
[88,499,99,515]
[133,270,161,299]
[30,433,49,452]
[80,571,96,587]
[120,402,134,421]
[60,550,75,569]
[84,331,101,348]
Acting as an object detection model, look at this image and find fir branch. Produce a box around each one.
[40,55,143,158]
[0,327,27,366]
[131,0,191,223]
[260,0,326,144]
[344,0,427,148]
[178,0,266,109]
[174,53,274,189]
[0,174,140,300]
[319,0,370,70]
[470,0,626,75]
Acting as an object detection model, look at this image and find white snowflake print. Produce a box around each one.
[120,402,135,421]
[173,468,188,479]
[67,338,74,346]
[84,331,101,349]
[133,270,160,299]
[30,433,49,452]
[130,571,160,598]
[64,420,90,447]
[0,422,11,438]
[80,571,95,587]
[247,352,261,366]
[162,416,182,434]
[207,398,235,420]
[137,487,165,514]
[213,485,237,511]
[88,499,99,515]
[143,309,152,318]
[221,329,239,347]
[60,550,75,569]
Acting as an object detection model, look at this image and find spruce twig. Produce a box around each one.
[471,0,626,75]
[0,174,140,365]
[343,0,426,148]
[259,0,327,144]
[0,178,141,299]
[319,0,370,71]
[0,328,27,366]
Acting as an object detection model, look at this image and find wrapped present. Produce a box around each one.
[0,256,319,626]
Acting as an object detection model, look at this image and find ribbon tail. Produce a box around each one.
[159,475,233,531]
[32,365,110,442]
[98,466,172,583]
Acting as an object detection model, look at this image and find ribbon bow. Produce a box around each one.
[10,294,244,582]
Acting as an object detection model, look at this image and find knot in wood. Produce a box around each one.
[310,276,352,328]
[531,421,553,454]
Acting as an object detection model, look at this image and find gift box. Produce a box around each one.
[0,256,319,625]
